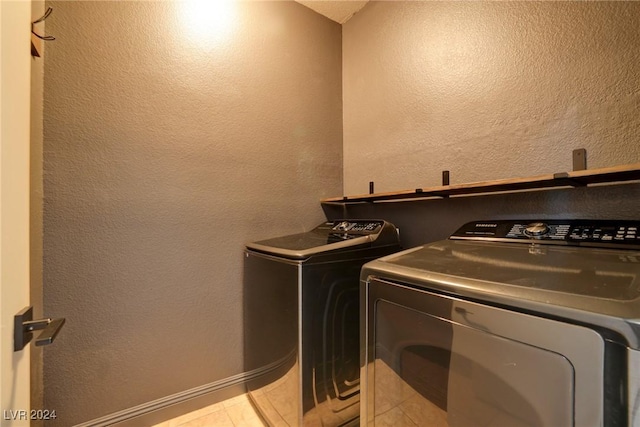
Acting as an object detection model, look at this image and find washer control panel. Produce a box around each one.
[451,220,640,249]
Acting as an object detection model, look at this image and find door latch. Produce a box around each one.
[14,306,66,352]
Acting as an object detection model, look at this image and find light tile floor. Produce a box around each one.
[151,394,266,427]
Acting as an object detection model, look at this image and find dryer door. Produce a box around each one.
[362,279,606,427]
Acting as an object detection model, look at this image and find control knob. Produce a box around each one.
[334,221,352,232]
[524,222,550,237]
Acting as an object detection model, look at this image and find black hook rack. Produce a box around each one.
[31,7,55,57]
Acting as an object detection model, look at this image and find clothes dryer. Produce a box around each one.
[244,220,400,426]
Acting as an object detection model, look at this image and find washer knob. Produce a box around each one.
[524,222,550,237]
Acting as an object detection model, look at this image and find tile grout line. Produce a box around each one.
[160,393,266,427]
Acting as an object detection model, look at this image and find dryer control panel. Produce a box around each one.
[331,220,383,234]
[247,220,400,260]
[451,220,640,249]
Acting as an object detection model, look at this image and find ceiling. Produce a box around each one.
[295,1,369,24]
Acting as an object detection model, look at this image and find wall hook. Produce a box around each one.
[14,306,66,351]
[31,7,55,57]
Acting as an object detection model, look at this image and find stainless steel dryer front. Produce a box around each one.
[360,219,640,427]
[244,220,400,426]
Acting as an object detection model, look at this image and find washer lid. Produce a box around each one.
[247,220,397,260]
[362,240,640,347]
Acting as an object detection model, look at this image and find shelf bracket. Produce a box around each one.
[553,172,587,187]
[573,148,587,171]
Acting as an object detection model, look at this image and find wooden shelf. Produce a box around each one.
[322,163,640,204]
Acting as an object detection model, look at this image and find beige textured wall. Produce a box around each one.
[343,1,640,194]
[43,1,341,425]
[30,2,45,425]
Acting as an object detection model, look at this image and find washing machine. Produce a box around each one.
[244,219,401,427]
[360,219,640,427]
